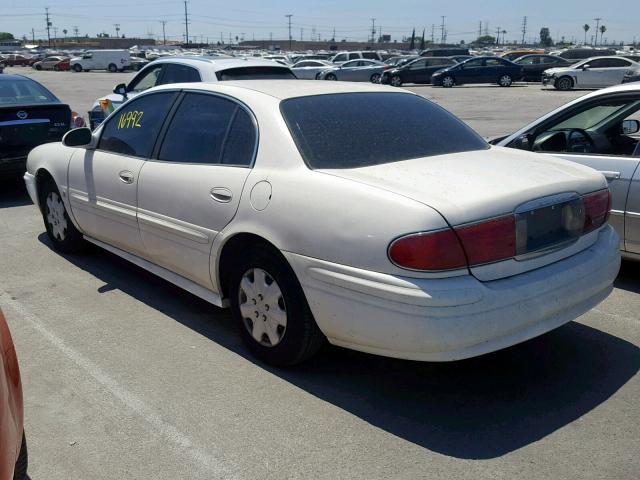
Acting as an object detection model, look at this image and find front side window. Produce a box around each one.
[281,92,487,169]
[551,99,640,131]
[334,54,347,62]
[128,65,163,93]
[517,56,537,65]
[98,92,177,157]
[408,59,427,69]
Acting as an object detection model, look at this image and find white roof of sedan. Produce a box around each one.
[151,79,398,100]
[149,56,290,70]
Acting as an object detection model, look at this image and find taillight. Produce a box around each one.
[583,189,611,233]
[71,111,85,128]
[455,215,516,266]
[388,229,467,271]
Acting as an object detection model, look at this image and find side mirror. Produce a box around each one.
[62,127,92,147]
[113,83,127,96]
[622,119,640,135]
[582,64,590,70]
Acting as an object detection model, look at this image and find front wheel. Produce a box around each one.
[40,178,85,253]
[441,75,455,87]
[73,64,82,72]
[555,76,573,91]
[324,73,337,81]
[229,248,324,366]
[390,75,402,87]
[370,73,381,83]
[35,64,42,71]
[498,74,513,87]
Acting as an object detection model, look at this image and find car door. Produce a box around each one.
[136,91,256,289]
[457,58,484,83]
[600,58,634,86]
[68,91,178,256]
[577,58,610,88]
[404,59,427,83]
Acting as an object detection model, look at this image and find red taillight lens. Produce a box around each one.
[389,229,467,271]
[583,189,611,233]
[72,111,85,128]
[455,215,516,266]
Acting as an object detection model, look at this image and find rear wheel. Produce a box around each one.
[325,73,337,81]
[555,76,573,91]
[498,74,513,87]
[441,75,455,87]
[108,63,118,73]
[35,64,42,71]
[370,73,381,83]
[40,178,85,253]
[390,75,402,87]
[229,247,324,366]
[73,64,82,72]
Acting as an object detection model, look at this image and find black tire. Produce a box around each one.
[53,64,59,71]
[555,76,573,91]
[73,64,82,72]
[229,247,324,366]
[498,74,513,87]
[108,63,118,73]
[390,75,402,87]
[39,177,85,253]
[370,73,381,83]
[35,64,42,71]
[13,432,28,480]
[441,75,455,87]
[325,73,337,81]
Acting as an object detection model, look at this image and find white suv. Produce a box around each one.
[330,51,385,64]
[88,56,295,128]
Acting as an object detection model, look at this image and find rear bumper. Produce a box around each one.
[284,225,620,361]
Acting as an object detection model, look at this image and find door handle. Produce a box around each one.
[599,170,621,181]
[210,187,232,203]
[119,170,134,184]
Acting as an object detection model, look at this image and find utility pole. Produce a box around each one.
[431,24,435,43]
[593,18,601,45]
[159,21,167,45]
[53,26,58,45]
[521,16,527,45]
[332,27,335,42]
[285,14,293,50]
[495,27,501,45]
[73,25,79,42]
[371,18,376,44]
[113,23,120,38]
[440,16,445,44]
[478,21,482,40]
[31,28,35,43]
[45,7,52,47]
[183,0,190,44]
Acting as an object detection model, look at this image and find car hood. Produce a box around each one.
[543,66,574,75]
[318,146,606,226]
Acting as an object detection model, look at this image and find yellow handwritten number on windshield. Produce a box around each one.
[117,110,144,129]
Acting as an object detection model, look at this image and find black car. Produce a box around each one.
[514,54,572,82]
[431,56,523,87]
[0,75,72,179]
[381,57,457,86]
[558,48,616,61]
[420,47,470,57]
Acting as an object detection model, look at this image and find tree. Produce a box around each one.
[582,24,590,45]
[0,32,14,40]
[475,35,496,45]
[409,28,415,49]
[599,25,607,45]
[539,27,553,47]
[420,28,426,50]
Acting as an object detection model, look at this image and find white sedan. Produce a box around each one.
[24,81,620,366]
[543,56,640,90]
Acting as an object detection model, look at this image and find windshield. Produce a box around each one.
[551,100,640,130]
[0,78,59,105]
[216,66,296,80]
[281,92,487,169]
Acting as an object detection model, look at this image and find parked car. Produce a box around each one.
[25,81,618,366]
[317,59,390,82]
[384,55,420,67]
[448,55,474,63]
[87,57,297,128]
[0,54,36,67]
[125,56,150,71]
[330,51,385,63]
[70,49,131,72]
[514,54,572,82]
[0,74,82,179]
[494,82,640,258]
[431,56,523,87]
[381,56,457,86]
[542,56,640,90]
[32,56,69,71]
[0,308,28,480]
[420,47,470,57]
[558,48,617,61]
[623,71,640,83]
[501,50,545,61]
[290,59,334,79]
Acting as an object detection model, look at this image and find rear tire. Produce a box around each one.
[35,64,42,71]
[13,432,28,480]
[39,178,85,253]
[108,63,117,73]
[73,64,82,72]
[555,76,573,91]
[325,73,337,81]
[229,247,324,366]
[370,73,381,83]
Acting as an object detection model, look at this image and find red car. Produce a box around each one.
[33,56,70,71]
[0,55,36,67]
[0,308,28,480]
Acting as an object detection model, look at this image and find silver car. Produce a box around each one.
[290,60,334,80]
[495,82,640,259]
[317,59,389,83]
[543,56,640,90]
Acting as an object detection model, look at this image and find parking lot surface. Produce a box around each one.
[1,67,638,479]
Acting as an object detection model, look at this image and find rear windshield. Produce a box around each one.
[216,66,296,81]
[280,92,487,169]
[0,79,58,105]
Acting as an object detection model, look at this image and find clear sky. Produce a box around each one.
[2,0,638,45]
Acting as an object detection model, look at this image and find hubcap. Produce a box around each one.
[500,76,511,86]
[443,77,453,87]
[46,192,68,241]
[238,268,287,347]
[391,76,401,86]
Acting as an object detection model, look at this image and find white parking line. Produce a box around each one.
[0,289,239,479]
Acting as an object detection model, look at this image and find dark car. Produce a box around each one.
[558,48,616,61]
[448,55,474,63]
[381,56,457,86]
[0,75,73,179]
[0,54,36,67]
[384,55,420,67]
[431,56,523,87]
[514,54,572,81]
[420,47,469,57]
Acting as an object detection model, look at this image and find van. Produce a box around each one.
[330,51,384,63]
[70,50,132,72]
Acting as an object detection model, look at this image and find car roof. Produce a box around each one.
[149,56,289,71]
[149,79,400,100]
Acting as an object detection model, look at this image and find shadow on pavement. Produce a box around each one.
[614,259,640,294]
[38,233,640,460]
[0,179,32,209]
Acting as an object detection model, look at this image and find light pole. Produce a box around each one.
[285,14,293,50]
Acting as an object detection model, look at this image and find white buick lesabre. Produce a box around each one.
[24,81,620,366]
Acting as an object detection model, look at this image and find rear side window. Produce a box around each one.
[362,52,378,60]
[160,64,201,84]
[221,109,257,166]
[98,92,177,157]
[216,66,295,80]
[348,53,360,60]
[281,92,487,169]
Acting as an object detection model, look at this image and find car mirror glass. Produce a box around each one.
[622,119,640,135]
[113,83,128,96]
[62,127,93,148]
